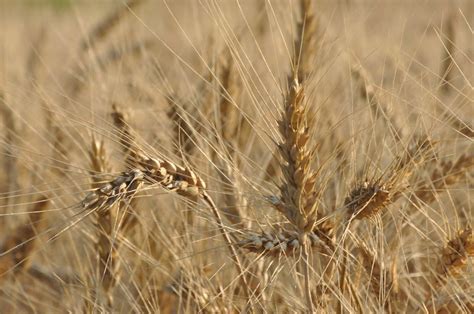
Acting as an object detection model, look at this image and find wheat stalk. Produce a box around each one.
[439,14,455,94]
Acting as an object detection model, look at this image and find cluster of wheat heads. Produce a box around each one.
[0,0,472,312]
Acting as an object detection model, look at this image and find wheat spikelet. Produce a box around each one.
[274,76,318,312]
[265,2,330,308]
[271,64,319,313]
[82,169,144,214]
[345,181,391,220]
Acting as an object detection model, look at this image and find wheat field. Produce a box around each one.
[0,0,472,313]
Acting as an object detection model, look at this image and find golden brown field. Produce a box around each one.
[0,0,472,312]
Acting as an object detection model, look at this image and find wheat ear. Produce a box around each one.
[424,227,474,312]
[0,197,49,280]
[81,154,254,302]
[413,154,473,206]
[345,136,435,221]
[294,0,319,82]
[0,91,19,222]
[436,227,473,282]
[89,136,118,308]
[81,0,145,51]
[111,104,145,233]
